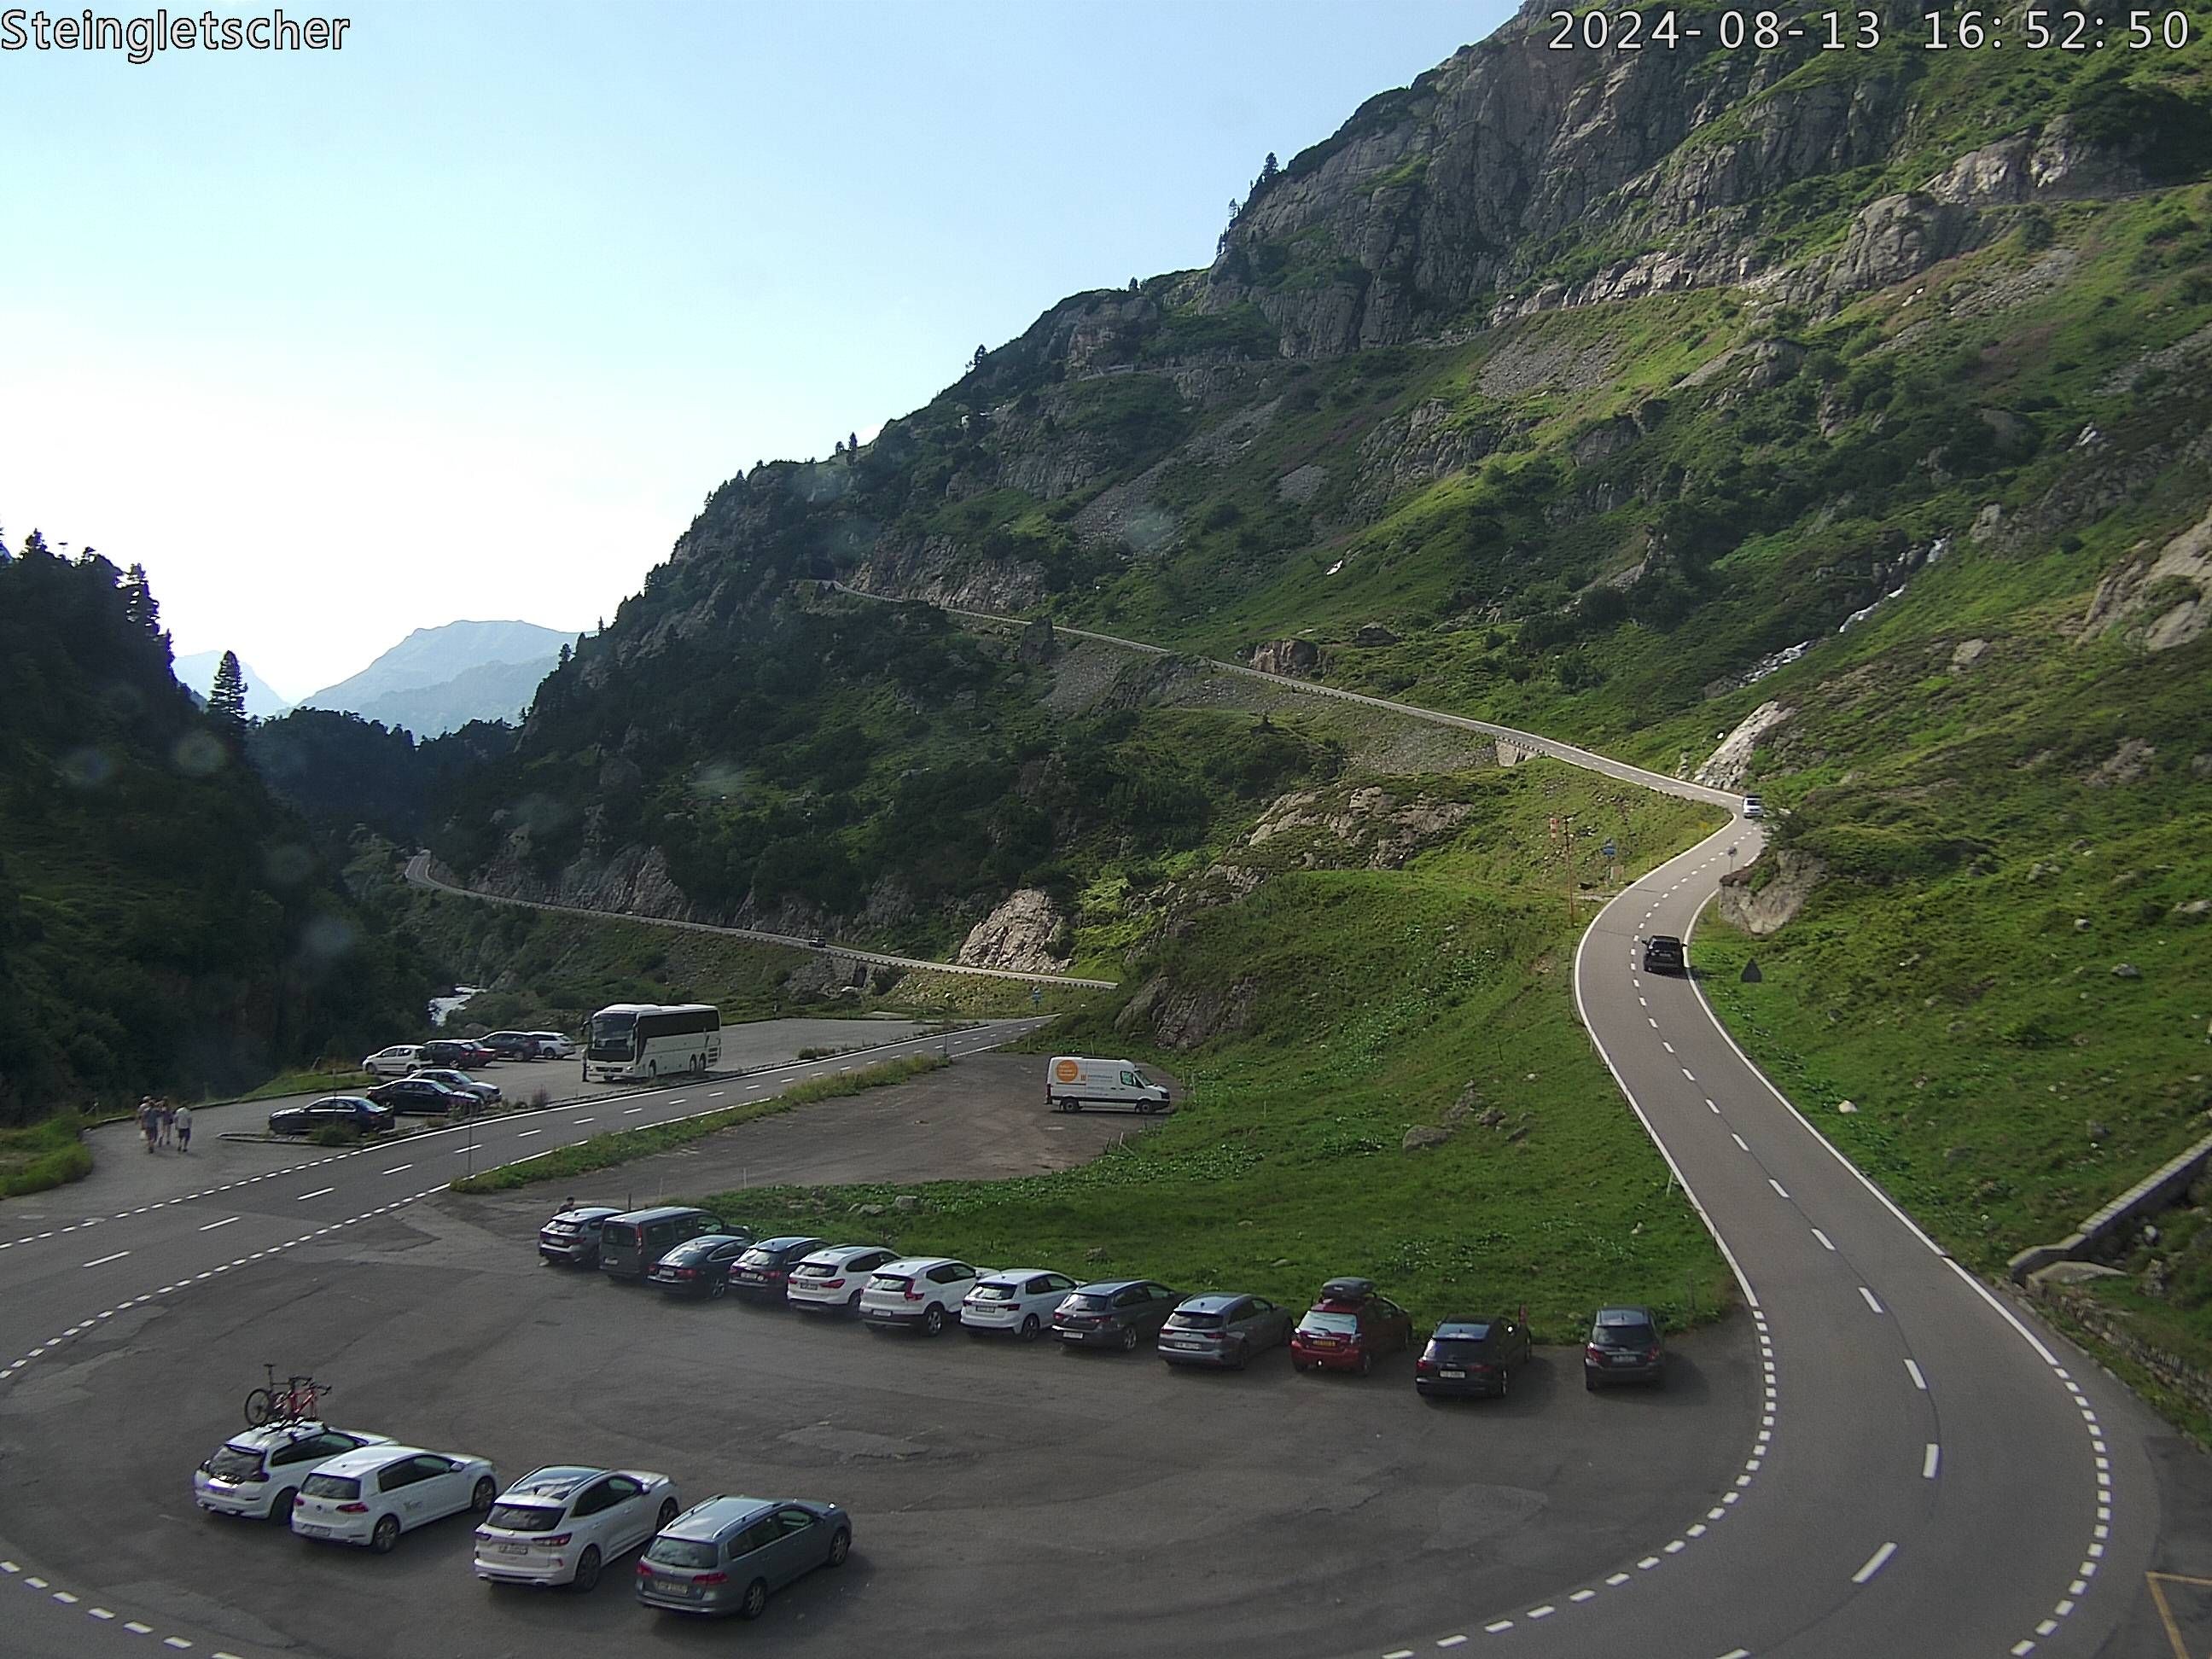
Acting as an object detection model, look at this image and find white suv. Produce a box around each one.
[472,1465,678,1590]
[529,1031,577,1059]
[859,1257,981,1336]
[787,1245,899,1316]
[194,1422,393,1522]
[362,1045,425,1078]
[962,1268,1077,1341]
[1742,795,1766,820]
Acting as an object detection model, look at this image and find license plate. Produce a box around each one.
[499,1542,529,1554]
[738,1271,765,1281]
[1163,1340,1199,1350]
[300,1524,330,1536]
[1441,1369,1465,1378]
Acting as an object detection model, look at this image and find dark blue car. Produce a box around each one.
[269,1095,393,1136]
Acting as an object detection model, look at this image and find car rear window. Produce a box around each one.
[645,1536,719,1569]
[301,1473,359,1499]
[487,1502,564,1532]
[870,1273,911,1292]
[1061,1293,1110,1313]
[1167,1311,1224,1330]
[970,1284,1016,1301]
[1434,1323,1490,1341]
[601,1223,637,1246]
[792,1261,835,1278]
[207,1444,265,1481]
[1598,1322,1656,1347]
[1298,1311,1359,1336]
[737,1247,776,1267]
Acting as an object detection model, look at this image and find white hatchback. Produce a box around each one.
[859,1256,982,1336]
[962,1268,1078,1341]
[786,1245,899,1316]
[292,1443,495,1552]
[472,1465,679,1590]
[194,1422,393,1522]
[362,1045,425,1078]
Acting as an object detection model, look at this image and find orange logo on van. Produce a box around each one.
[1053,1059,1080,1083]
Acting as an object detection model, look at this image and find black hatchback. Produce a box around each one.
[728,1237,829,1304]
[1642,934,1686,975]
[1415,1313,1533,1400]
[1586,1306,1667,1389]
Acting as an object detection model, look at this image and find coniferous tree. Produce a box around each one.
[556,643,571,669]
[970,344,987,373]
[121,562,161,635]
[207,649,250,738]
[848,430,859,453]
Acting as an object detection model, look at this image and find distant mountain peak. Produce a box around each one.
[299,618,572,737]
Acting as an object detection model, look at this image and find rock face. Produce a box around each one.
[1247,638,1323,678]
[1242,786,1472,870]
[1115,975,1260,1051]
[1696,701,1792,790]
[2081,504,2212,652]
[957,888,1072,974]
[1716,849,1825,935]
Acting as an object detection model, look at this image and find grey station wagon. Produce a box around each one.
[635,1494,851,1619]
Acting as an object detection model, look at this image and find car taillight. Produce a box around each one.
[674,1267,696,1278]
[1415,1358,1437,1373]
[337,1502,369,1513]
[1587,1344,1606,1361]
[822,1277,844,1289]
[1644,1348,1662,1362]
[905,1286,923,1301]
[543,1533,572,1547]
[694,1572,728,1585]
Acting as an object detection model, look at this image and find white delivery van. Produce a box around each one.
[1046,1056,1170,1115]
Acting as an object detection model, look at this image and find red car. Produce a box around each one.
[1289,1278,1414,1377]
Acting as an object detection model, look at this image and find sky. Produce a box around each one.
[2,0,1508,701]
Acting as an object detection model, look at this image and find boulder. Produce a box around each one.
[957,888,1072,974]
[1695,701,1791,790]
[1247,637,1323,678]
[1401,1126,1452,1151]
[1016,614,1058,667]
[1354,623,1401,648]
[1715,849,1826,936]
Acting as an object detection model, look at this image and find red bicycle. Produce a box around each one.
[242,1363,334,1426]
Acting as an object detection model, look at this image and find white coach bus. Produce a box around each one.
[584,1003,722,1083]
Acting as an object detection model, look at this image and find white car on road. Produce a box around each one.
[859,1257,982,1336]
[787,1245,899,1315]
[362,1045,426,1078]
[962,1268,1078,1341]
[292,1443,495,1552]
[529,1030,578,1058]
[472,1465,679,1590]
[194,1422,393,1522]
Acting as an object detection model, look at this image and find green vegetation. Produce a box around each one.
[221,1067,376,1103]
[0,536,427,1126]
[449,1052,947,1194]
[0,1115,93,1197]
[690,766,1731,1342]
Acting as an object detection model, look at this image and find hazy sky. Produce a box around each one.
[2,1,1505,701]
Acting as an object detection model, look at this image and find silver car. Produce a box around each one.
[636,1494,851,1619]
[1157,1292,1293,1371]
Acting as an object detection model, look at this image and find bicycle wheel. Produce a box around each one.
[242,1388,274,1427]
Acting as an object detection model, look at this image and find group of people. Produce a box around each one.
[137,1095,192,1152]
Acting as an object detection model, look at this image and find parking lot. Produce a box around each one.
[0,1213,1755,1659]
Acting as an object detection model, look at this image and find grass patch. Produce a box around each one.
[0,1115,94,1197]
[447,1053,949,1196]
[690,765,1734,1343]
[218,1067,376,1104]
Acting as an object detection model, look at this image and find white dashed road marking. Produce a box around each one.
[1853,1541,1898,1583]
[296,1187,334,1200]
[1812,1228,1834,1250]
[196,1216,238,1231]
[1924,1443,1941,1479]
[81,1251,129,1268]
[1859,1286,1885,1314]
[1906,1359,1927,1390]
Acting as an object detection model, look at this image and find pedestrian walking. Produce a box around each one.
[156,1097,175,1148]
[138,1097,158,1154]
[174,1103,194,1153]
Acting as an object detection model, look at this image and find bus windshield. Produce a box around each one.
[588,1011,637,1057]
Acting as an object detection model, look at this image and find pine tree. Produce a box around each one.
[970,344,987,373]
[121,562,161,635]
[556,643,571,669]
[20,529,52,561]
[848,430,859,453]
[1259,151,1279,186]
[207,650,250,738]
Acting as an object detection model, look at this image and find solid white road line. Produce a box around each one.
[1859,1286,1885,1314]
[81,1251,130,1268]
[197,1216,239,1232]
[1924,1443,1941,1479]
[1906,1359,1928,1390]
[1852,1541,1898,1583]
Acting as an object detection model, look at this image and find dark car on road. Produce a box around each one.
[1416,1312,1534,1400]
[636,1494,851,1619]
[728,1237,828,1305]
[649,1233,758,1300]
[481,1030,562,1059]
[269,1096,393,1137]
[422,1038,495,1068]
[1289,1278,1414,1377]
[367,1075,480,1116]
[1642,934,1687,975]
[1052,1279,1182,1352]
[1586,1306,1667,1389]
[538,1205,623,1268]
[1157,1293,1292,1371]
[599,1207,729,1282]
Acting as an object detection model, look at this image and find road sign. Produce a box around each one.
[1741,959,1763,982]
[1031,984,1043,1007]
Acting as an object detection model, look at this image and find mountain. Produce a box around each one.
[410,7,2212,1382]
[0,536,427,1122]
[302,620,571,736]
[172,649,291,719]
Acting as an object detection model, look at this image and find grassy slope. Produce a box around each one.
[688,764,1730,1342]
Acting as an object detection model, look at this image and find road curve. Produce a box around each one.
[837,583,2153,1659]
[401,852,1119,989]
